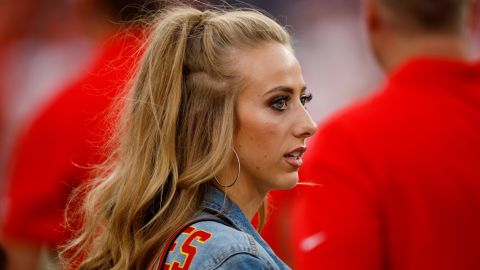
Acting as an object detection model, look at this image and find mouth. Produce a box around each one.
[283,147,306,168]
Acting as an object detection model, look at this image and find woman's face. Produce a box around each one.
[234,42,317,194]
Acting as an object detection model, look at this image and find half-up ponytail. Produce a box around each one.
[62,6,290,270]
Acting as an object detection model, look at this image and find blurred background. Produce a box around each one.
[0,0,383,204]
[0,0,479,269]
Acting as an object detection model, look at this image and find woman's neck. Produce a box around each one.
[217,179,266,221]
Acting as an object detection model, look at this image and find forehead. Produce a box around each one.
[234,42,304,93]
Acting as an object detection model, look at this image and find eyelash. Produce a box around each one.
[270,93,313,111]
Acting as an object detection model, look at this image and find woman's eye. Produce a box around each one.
[271,96,289,111]
[300,93,313,106]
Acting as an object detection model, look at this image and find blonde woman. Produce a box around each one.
[62,6,317,270]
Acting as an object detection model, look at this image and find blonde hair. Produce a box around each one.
[61,6,290,270]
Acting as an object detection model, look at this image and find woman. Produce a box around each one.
[62,6,317,270]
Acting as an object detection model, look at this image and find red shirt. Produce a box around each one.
[293,58,480,270]
[1,30,142,247]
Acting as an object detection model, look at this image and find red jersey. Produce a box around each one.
[293,58,480,270]
[1,30,142,246]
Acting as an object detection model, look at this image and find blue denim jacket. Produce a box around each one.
[157,185,291,269]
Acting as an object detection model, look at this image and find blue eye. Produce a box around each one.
[300,93,313,106]
[271,96,289,111]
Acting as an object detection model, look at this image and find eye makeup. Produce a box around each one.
[268,92,312,111]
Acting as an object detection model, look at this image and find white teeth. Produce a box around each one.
[286,152,301,158]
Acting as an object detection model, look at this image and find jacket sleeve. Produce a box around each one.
[215,253,271,270]
[292,120,383,270]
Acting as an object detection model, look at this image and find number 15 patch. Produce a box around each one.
[163,226,212,270]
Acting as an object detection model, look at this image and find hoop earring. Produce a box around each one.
[214,149,241,188]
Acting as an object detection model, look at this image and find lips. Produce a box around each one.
[283,147,306,168]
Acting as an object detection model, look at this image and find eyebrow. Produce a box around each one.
[263,86,307,96]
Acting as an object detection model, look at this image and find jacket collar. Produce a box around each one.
[386,57,480,89]
[201,184,289,268]
[201,185,251,232]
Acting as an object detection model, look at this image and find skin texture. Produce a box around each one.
[216,42,317,220]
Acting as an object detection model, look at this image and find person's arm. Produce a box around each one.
[0,243,6,269]
[0,238,41,270]
[293,120,383,270]
[1,96,87,269]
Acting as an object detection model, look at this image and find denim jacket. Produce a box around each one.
[155,185,291,270]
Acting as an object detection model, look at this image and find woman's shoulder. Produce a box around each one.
[154,220,277,269]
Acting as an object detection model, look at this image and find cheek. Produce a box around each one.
[236,113,283,166]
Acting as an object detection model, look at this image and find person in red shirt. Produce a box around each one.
[293,0,480,269]
[0,1,160,269]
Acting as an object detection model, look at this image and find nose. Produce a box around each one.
[294,106,317,139]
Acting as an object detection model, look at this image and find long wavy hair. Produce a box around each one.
[61,6,290,270]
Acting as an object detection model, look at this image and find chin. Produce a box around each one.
[274,173,299,190]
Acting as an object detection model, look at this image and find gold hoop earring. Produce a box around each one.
[214,149,240,188]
